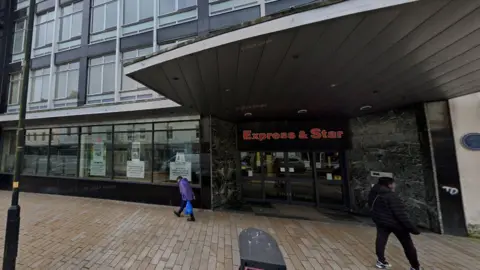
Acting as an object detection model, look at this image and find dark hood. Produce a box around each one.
[368,184,392,208]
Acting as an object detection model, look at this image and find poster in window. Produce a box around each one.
[169,152,191,181]
[90,141,106,176]
[127,142,145,178]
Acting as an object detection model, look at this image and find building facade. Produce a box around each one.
[0,0,477,237]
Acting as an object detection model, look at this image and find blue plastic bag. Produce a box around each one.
[184,200,193,216]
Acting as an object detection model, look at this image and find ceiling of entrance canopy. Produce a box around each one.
[126,0,480,121]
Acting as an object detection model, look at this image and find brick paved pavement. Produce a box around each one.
[0,191,478,270]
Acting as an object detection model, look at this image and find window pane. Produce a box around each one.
[56,72,67,99]
[41,75,49,101]
[81,125,113,133]
[24,129,49,176]
[60,16,71,41]
[159,0,175,15]
[113,131,152,182]
[123,0,137,24]
[153,129,200,185]
[91,6,104,32]
[178,0,196,9]
[35,24,44,47]
[139,0,153,20]
[49,133,79,177]
[115,123,152,132]
[88,66,102,94]
[71,13,82,38]
[67,70,79,98]
[122,75,137,91]
[46,21,54,45]
[102,63,115,93]
[31,76,43,102]
[13,31,24,53]
[105,2,118,29]
[1,131,17,173]
[168,121,198,130]
[80,133,112,179]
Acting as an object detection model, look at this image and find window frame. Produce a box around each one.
[34,11,55,49]
[55,62,80,100]
[12,19,26,55]
[90,0,118,34]
[87,54,116,96]
[59,1,83,42]
[29,67,51,103]
[158,0,197,16]
[8,73,23,106]
[123,0,154,26]
[121,47,152,92]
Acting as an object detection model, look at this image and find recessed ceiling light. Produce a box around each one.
[244,112,252,117]
[330,83,337,88]
[225,88,231,92]
[360,105,372,111]
[297,109,307,114]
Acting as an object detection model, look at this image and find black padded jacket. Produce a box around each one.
[368,184,420,234]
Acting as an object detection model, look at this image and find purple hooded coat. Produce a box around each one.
[179,178,194,201]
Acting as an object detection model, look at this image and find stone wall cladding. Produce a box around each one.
[349,108,435,229]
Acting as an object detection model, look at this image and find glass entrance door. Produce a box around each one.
[264,152,288,201]
[286,152,316,204]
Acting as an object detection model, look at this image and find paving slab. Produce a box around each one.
[0,191,478,270]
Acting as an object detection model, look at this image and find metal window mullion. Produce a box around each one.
[65,70,70,99]
[100,60,105,94]
[103,4,107,31]
[46,128,52,176]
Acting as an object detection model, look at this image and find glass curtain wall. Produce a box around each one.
[0,121,201,186]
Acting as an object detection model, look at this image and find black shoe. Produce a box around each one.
[174,211,181,217]
[187,216,195,222]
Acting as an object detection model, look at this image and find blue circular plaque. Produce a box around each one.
[461,133,480,150]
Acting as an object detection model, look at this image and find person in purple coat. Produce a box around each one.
[174,176,195,221]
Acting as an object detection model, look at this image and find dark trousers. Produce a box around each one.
[178,200,194,217]
[376,226,420,269]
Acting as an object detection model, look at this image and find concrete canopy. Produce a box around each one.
[126,0,480,121]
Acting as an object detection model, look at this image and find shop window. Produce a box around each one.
[56,62,80,100]
[153,124,200,185]
[87,55,115,95]
[29,68,50,103]
[8,73,22,105]
[90,0,118,42]
[49,128,79,177]
[23,129,50,176]
[113,123,153,182]
[59,2,83,42]
[1,131,17,173]
[79,128,113,179]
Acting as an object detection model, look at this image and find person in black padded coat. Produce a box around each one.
[368,177,421,270]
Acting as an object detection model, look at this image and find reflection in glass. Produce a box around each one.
[49,129,78,177]
[1,131,16,173]
[288,152,315,203]
[241,152,263,199]
[79,132,112,179]
[153,129,200,185]
[264,152,287,201]
[315,152,344,205]
[113,129,152,182]
[23,129,49,176]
